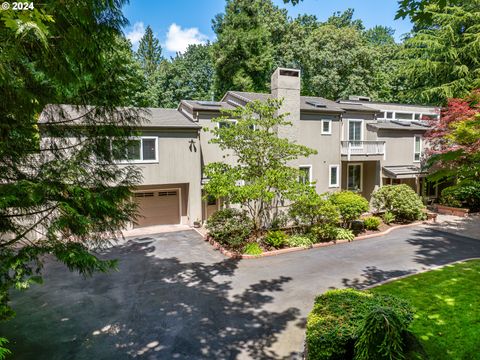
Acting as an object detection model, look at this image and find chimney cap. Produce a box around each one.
[348,95,371,102]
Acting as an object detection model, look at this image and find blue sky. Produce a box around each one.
[123,0,412,57]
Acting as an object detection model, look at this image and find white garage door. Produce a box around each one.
[134,190,180,228]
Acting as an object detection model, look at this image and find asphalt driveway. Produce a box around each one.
[2,225,480,359]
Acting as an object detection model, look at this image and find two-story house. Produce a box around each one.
[41,68,439,228]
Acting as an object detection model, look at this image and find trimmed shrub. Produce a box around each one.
[264,230,287,249]
[363,216,381,231]
[310,224,338,242]
[289,192,340,227]
[306,289,413,360]
[440,180,480,211]
[336,228,355,241]
[206,208,253,250]
[371,185,425,222]
[354,307,409,360]
[329,191,369,227]
[383,211,395,225]
[286,235,313,248]
[243,242,263,255]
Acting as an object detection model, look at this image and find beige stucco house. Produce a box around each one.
[42,68,439,228]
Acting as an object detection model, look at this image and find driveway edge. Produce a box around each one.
[195,220,434,259]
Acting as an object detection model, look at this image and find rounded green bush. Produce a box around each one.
[286,235,313,248]
[363,216,381,231]
[329,191,369,226]
[243,242,263,255]
[310,224,338,242]
[306,289,413,360]
[264,230,287,249]
[440,180,480,211]
[371,185,425,222]
[206,208,253,250]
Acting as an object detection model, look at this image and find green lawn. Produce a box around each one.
[371,260,480,360]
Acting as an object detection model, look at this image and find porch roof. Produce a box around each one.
[382,165,427,179]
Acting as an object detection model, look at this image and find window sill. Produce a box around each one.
[116,160,159,165]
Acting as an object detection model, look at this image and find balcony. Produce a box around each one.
[341,141,385,161]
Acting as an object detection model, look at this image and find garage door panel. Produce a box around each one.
[134,190,180,228]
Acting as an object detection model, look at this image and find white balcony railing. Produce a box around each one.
[341,141,385,160]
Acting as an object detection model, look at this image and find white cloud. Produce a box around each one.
[165,23,208,53]
[125,22,145,50]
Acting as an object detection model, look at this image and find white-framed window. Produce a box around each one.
[386,112,393,119]
[348,119,363,147]
[299,165,312,185]
[321,119,332,135]
[414,135,422,162]
[114,136,158,163]
[218,119,237,128]
[396,112,414,120]
[347,163,363,191]
[329,164,340,188]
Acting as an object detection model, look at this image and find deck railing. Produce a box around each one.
[341,141,385,160]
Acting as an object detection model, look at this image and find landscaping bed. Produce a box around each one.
[203,185,430,259]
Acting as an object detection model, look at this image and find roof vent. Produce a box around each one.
[391,120,411,127]
[197,101,222,106]
[348,95,371,102]
[306,100,327,108]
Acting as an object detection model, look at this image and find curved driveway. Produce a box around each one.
[2,225,479,359]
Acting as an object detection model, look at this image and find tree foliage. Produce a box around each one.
[425,89,480,195]
[0,0,143,350]
[136,25,162,79]
[212,0,288,95]
[203,99,317,229]
[398,0,480,104]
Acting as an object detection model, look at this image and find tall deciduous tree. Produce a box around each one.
[398,0,480,104]
[156,43,215,108]
[212,0,288,96]
[203,99,317,229]
[0,1,143,354]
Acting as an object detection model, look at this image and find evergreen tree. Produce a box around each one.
[136,25,163,78]
[0,2,143,354]
[398,0,480,104]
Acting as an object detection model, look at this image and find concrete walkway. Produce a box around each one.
[2,225,480,359]
[427,213,480,240]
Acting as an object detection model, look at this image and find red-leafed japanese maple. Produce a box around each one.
[424,89,480,210]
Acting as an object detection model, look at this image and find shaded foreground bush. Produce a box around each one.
[371,185,424,222]
[206,208,253,250]
[440,180,480,211]
[306,289,414,360]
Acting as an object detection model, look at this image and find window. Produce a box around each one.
[218,120,237,128]
[329,165,340,187]
[414,135,422,162]
[386,112,393,119]
[348,120,362,147]
[114,137,158,163]
[396,112,414,120]
[321,119,332,135]
[347,163,362,191]
[299,165,312,185]
[377,112,385,119]
[414,113,421,120]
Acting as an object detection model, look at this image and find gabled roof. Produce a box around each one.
[39,104,200,129]
[224,91,345,114]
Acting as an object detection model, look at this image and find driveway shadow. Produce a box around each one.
[339,227,480,290]
[1,238,300,360]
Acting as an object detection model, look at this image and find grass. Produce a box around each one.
[371,260,480,360]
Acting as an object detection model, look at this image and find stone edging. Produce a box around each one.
[196,220,434,260]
